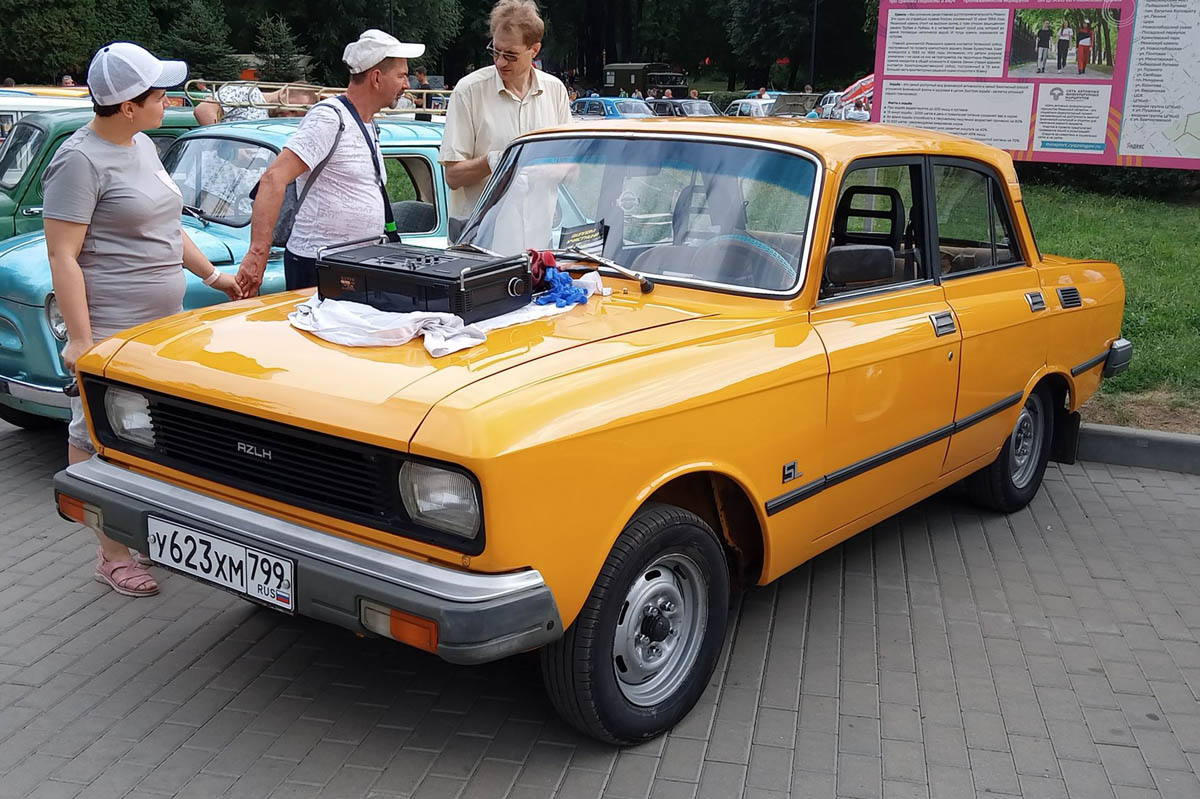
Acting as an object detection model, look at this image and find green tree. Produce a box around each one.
[254,15,304,81]
[161,0,243,80]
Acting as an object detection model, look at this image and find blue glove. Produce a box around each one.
[534,267,589,307]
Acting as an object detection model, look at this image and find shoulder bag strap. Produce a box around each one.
[336,95,400,241]
[293,103,346,211]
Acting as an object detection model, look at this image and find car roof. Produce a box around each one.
[0,96,92,112]
[16,107,197,131]
[524,117,1016,176]
[175,115,445,148]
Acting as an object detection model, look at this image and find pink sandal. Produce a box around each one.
[94,549,159,597]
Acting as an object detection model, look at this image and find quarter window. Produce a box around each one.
[932,164,1022,275]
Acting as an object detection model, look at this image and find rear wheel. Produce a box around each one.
[540,503,730,744]
[0,404,62,431]
[968,385,1054,513]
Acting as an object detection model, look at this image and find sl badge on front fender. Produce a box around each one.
[783,461,801,483]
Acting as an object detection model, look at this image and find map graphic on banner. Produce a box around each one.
[871,0,1200,169]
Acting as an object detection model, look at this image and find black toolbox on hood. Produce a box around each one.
[316,243,532,324]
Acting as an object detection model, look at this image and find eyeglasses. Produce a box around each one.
[486,41,523,63]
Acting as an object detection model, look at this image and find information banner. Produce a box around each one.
[872,0,1200,169]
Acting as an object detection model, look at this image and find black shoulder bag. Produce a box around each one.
[336,95,401,242]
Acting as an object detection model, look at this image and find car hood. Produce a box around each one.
[98,290,719,452]
[0,226,235,305]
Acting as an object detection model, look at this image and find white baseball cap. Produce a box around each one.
[87,42,188,106]
[343,29,425,74]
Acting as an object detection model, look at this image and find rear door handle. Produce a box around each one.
[21,207,42,217]
[929,311,956,337]
[1025,291,1046,312]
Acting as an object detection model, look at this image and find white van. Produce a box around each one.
[0,93,92,145]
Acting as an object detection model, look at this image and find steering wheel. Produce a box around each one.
[691,234,796,290]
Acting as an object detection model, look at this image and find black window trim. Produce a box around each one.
[382,151,442,235]
[817,154,937,306]
[928,156,1027,280]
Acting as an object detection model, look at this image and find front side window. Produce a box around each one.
[0,123,44,190]
[681,101,718,117]
[385,155,439,234]
[462,136,817,293]
[932,163,1021,275]
[821,160,928,300]
[163,137,275,226]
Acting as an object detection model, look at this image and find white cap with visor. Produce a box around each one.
[87,42,188,106]
[343,29,425,74]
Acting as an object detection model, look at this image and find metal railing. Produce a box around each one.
[182,79,452,116]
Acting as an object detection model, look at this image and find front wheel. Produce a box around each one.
[968,385,1054,513]
[540,503,730,744]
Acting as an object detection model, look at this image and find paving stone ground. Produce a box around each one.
[2,417,1200,799]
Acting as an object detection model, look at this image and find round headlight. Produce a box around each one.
[45,293,67,341]
[104,386,156,448]
[398,461,480,539]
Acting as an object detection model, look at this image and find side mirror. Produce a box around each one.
[823,244,895,285]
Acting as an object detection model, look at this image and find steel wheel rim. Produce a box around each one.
[1009,393,1045,489]
[612,552,708,707]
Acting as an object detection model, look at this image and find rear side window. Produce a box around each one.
[0,123,45,190]
[932,163,1023,275]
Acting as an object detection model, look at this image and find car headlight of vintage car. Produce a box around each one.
[103,386,155,448]
[44,293,67,341]
[398,461,481,538]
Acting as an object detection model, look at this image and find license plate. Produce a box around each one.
[146,516,294,613]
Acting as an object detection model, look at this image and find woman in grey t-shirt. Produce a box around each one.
[43,42,241,597]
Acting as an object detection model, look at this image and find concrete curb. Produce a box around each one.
[1079,423,1200,475]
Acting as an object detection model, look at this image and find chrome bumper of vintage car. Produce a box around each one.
[1103,338,1133,378]
[0,374,71,408]
[54,457,563,664]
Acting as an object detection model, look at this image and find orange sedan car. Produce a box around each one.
[56,118,1129,743]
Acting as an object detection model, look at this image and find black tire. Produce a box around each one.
[0,403,63,431]
[540,502,730,744]
[968,384,1054,513]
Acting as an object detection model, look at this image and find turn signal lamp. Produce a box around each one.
[55,492,102,529]
[360,600,438,653]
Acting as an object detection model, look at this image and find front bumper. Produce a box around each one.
[54,457,563,664]
[0,373,71,409]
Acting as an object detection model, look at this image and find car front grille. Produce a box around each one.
[148,398,394,522]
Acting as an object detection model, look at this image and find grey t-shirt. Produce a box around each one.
[42,127,186,337]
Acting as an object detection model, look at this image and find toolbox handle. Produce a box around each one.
[459,251,531,291]
[317,235,388,262]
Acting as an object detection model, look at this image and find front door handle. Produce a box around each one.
[929,311,956,337]
[21,207,42,217]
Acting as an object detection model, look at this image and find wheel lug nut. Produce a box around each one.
[659,599,675,612]
[635,633,648,645]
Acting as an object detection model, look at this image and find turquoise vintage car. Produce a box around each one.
[0,107,199,241]
[0,116,448,429]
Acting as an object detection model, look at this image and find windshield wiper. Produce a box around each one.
[550,247,654,293]
[181,204,209,228]
[449,241,498,256]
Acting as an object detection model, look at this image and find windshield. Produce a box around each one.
[0,123,45,190]
[648,73,686,86]
[162,137,275,226]
[681,101,718,116]
[461,136,817,292]
[615,100,654,117]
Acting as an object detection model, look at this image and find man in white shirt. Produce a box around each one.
[236,30,424,294]
[439,0,571,223]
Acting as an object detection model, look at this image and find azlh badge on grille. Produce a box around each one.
[236,441,273,460]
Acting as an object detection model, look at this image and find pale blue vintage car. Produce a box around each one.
[0,116,448,429]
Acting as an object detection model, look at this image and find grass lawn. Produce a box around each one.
[1021,183,1200,401]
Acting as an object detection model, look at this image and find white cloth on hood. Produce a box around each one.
[288,294,579,357]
